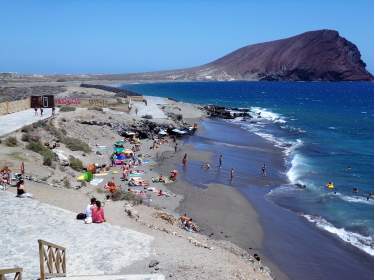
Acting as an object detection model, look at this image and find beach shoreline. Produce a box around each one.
[0,93,274,280]
[1,81,373,279]
[157,116,373,280]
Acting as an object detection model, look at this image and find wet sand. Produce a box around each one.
[156,118,374,280]
[155,136,289,279]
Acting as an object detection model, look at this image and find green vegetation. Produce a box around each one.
[4,136,18,147]
[21,132,40,143]
[62,177,71,188]
[26,140,55,166]
[32,120,46,129]
[88,106,103,112]
[21,133,30,142]
[64,137,91,153]
[7,151,26,161]
[59,106,76,112]
[69,156,83,171]
[21,125,32,133]
[111,190,143,204]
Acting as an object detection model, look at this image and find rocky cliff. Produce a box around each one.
[119,30,373,82]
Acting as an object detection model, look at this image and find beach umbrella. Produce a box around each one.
[114,147,125,153]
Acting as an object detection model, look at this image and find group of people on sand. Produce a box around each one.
[185,153,268,181]
[77,197,105,224]
[33,107,56,117]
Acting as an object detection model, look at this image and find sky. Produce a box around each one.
[0,0,373,74]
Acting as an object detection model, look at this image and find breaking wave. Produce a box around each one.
[302,214,374,256]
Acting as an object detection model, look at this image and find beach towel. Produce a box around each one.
[90,178,103,186]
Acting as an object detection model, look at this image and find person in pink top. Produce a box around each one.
[92,201,106,223]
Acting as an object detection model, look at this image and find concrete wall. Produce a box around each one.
[0,98,30,115]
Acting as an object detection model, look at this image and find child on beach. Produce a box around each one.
[182,153,187,166]
[202,162,210,169]
[230,168,234,181]
[261,163,266,177]
[105,177,117,198]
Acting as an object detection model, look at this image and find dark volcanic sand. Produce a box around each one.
[157,119,373,280]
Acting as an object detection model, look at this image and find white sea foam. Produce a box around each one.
[250,106,287,124]
[329,192,374,205]
[229,109,303,158]
[266,184,300,197]
[285,151,309,185]
[302,214,374,256]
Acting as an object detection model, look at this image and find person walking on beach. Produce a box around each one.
[182,153,187,166]
[230,168,234,181]
[174,143,178,153]
[261,163,266,177]
[34,107,38,116]
[52,107,55,116]
[40,107,43,116]
[219,154,223,168]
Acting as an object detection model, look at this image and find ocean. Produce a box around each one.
[120,81,374,268]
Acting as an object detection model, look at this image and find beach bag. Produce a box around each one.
[76,213,86,220]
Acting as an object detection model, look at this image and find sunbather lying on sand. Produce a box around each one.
[128,177,149,187]
[152,175,166,183]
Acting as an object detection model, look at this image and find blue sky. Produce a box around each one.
[1,0,373,74]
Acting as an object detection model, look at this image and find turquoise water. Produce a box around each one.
[121,81,374,255]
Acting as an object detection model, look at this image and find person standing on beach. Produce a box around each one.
[40,107,43,116]
[34,107,38,116]
[219,154,223,168]
[174,143,178,153]
[182,153,187,166]
[261,163,266,177]
[230,168,234,181]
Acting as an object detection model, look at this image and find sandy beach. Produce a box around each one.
[0,88,274,280]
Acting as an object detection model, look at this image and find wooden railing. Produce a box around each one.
[0,267,23,280]
[38,239,66,280]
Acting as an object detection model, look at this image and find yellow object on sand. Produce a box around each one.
[77,174,85,181]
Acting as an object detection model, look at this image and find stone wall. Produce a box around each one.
[0,98,30,115]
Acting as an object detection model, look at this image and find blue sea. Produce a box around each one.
[121,81,374,256]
